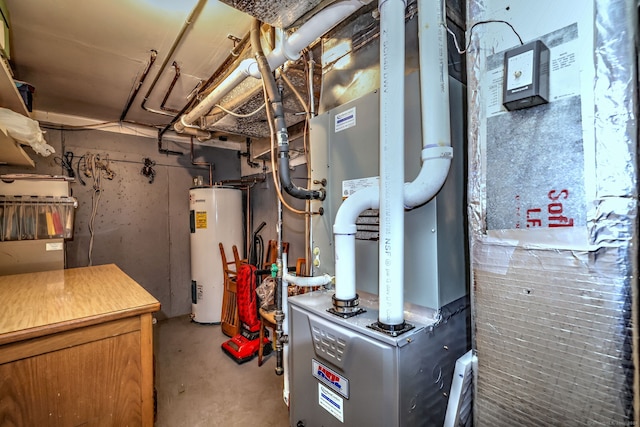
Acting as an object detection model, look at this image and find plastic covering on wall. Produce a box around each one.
[467,0,637,425]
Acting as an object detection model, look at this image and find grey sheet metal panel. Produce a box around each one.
[309,73,467,310]
[288,290,470,427]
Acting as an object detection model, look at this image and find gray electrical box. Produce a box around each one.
[502,40,550,111]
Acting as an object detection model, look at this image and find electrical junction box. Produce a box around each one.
[502,40,549,111]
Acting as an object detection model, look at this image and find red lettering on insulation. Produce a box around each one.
[522,189,575,229]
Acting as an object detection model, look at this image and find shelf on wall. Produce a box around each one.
[0,57,34,168]
[0,124,35,167]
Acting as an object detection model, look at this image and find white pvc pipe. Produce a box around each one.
[174,0,372,133]
[378,0,406,326]
[404,0,452,208]
[284,271,334,287]
[175,62,252,132]
[280,252,333,406]
[333,186,379,300]
[267,0,371,69]
[330,0,452,327]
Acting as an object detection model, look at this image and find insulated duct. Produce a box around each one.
[174,0,373,134]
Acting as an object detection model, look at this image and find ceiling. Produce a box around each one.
[4,0,326,144]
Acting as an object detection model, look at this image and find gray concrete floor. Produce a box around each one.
[154,316,290,427]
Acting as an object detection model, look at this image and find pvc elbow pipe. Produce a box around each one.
[404,0,453,204]
[333,186,379,301]
[403,146,453,208]
[176,125,211,140]
[281,250,333,288]
[284,272,333,287]
[282,0,373,61]
[333,186,379,235]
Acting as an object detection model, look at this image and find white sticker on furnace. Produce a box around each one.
[318,383,344,423]
[335,107,356,133]
[342,176,379,200]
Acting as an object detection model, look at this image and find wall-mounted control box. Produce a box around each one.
[502,40,550,111]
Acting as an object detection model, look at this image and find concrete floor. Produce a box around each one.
[154,316,290,427]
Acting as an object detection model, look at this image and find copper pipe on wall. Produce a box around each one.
[190,136,213,186]
[216,176,265,187]
[215,176,267,259]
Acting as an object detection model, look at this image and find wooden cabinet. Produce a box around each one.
[0,264,160,426]
[0,57,34,168]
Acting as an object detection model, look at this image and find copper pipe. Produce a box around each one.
[199,32,250,93]
[160,61,181,113]
[157,31,250,142]
[141,0,207,117]
[190,136,213,186]
[216,176,265,186]
[120,50,157,121]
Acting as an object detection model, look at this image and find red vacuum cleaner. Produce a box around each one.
[221,257,271,364]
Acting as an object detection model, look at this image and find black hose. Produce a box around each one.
[250,19,324,201]
[249,221,266,266]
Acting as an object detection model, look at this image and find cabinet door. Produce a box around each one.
[0,331,143,426]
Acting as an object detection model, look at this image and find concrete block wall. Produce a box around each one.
[1,129,241,319]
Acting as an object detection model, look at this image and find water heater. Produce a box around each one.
[189,186,243,323]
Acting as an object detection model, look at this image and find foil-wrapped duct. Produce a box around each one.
[218,0,325,28]
[467,0,637,425]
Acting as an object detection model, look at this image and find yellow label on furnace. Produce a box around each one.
[195,211,207,229]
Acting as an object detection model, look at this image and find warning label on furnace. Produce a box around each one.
[342,176,379,200]
[195,211,207,229]
[318,383,344,422]
[335,107,356,133]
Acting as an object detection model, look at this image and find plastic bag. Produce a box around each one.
[256,276,276,309]
[0,107,54,157]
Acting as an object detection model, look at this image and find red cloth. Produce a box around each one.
[236,263,260,331]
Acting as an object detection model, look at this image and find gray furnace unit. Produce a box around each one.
[288,73,469,426]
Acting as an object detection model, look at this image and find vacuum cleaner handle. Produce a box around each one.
[254,221,267,235]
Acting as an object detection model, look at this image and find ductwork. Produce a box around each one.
[218,0,325,29]
[331,0,452,329]
[174,0,373,135]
